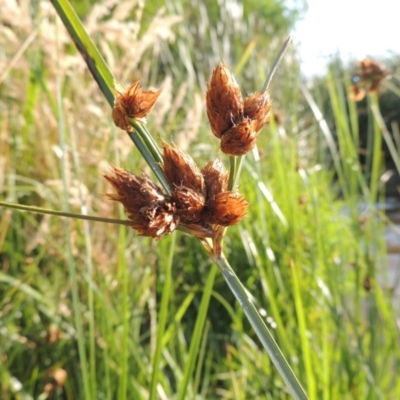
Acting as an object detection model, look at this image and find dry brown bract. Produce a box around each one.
[206,63,272,155]
[105,167,178,238]
[349,59,388,101]
[112,81,162,131]
[105,143,249,238]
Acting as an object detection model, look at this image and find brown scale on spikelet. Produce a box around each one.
[112,81,162,131]
[104,166,178,238]
[203,191,249,226]
[206,63,272,156]
[206,63,243,138]
[201,159,248,225]
[172,186,205,223]
[220,118,258,156]
[202,159,229,199]
[161,142,205,194]
[243,92,272,132]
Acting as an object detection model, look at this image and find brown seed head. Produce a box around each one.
[350,59,388,101]
[349,84,366,102]
[206,62,243,138]
[201,159,229,200]
[172,185,206,223]
[244,92,272,132]
[137,200,179,238]
[112,81,162,131]
[105,167,163,208]
[358,58,387,82]
[161,142,205,194]
[220,118,258,156]
[203,191,249,226]
[104,166,178,238]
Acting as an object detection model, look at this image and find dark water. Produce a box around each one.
[383,200,400,299]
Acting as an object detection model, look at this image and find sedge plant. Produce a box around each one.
[3,1,399,399]
[0,0,308,399]
[55,2,308,399]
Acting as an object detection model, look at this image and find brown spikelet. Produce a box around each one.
[349,58,388,101]
[172,185,205,223]
[202,159,229,199]
[112,81,162,131]
[244,92,272,132]
[206,63,273,156]
[220,118,258,156]
[104,166,178,238]
[161,142,205,194]
[206,62,243,138]
[349,84,366,102]
[358,59,388,86]
[203,191,249,226]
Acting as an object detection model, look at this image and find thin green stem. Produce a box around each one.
[126,130,170,194]
[117,224,128,400]
[0,201,214,239]
[132,121,163,163]
[228,155,238,190]
[213,252,309,400]
[262,33,292,92]
[55,39,92,398]
[231,34,292,190]
[0,201,133,226]
[50,0,114,106]
[150,232,176,400]
[177,263,218,400]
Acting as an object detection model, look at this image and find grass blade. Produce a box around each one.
[149,233,176,400]
[177,264,218,400]
[49,0,114,106]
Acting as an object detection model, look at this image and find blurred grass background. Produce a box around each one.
[1,0,400,399]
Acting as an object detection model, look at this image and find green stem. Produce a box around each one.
[231,34,292,190]
[262,33,292,92]
[49,0,114,106]
[213,252,309,400]
[0,201,214,239]
[228,155,237,190]
[150,232,176,400]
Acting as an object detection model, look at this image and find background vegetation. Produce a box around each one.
[1,0,399,399]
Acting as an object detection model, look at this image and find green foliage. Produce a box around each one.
[1,0,400,399]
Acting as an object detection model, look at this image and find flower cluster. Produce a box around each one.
[206,63,272,155]
[349,59,388,101]
[107,63,272,240]
[105,143,248,238]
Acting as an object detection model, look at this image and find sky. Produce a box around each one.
[294,0,400,76]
